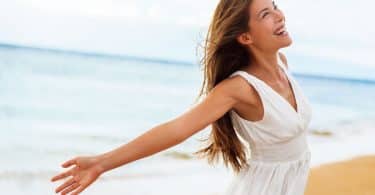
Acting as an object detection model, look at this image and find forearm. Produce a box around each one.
[97,122,184,173]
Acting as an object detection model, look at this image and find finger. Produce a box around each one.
[51,167,77,182]
[51,170,71,182]
[61,182,80,195]
[51,171,69,182]
[55,178,75,193]
[62,158,77,168]
[71,185,86,195]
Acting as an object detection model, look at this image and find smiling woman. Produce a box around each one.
[1,0,375,194]
[194,1,312,194]
[49,0,315,194]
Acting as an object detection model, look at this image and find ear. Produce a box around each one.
[236,32,253,45]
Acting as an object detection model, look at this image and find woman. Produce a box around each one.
[51,0,312,194]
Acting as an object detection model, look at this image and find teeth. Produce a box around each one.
[274,27,287,36]
[274,30,287,36]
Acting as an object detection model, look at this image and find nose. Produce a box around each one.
[274,10,285,22]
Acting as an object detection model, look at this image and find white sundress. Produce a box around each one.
[223,54,313,195]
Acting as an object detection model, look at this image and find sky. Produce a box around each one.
[0,0,374,66]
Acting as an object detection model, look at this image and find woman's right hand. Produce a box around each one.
[50,155,105,195]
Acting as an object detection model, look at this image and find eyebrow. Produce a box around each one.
[257,1,276,18]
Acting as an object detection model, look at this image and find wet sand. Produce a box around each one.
[305,155,375,195]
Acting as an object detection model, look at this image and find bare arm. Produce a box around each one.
[96,77,243,173]
[50,75,255,195]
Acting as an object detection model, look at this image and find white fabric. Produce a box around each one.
[223,54,313,195]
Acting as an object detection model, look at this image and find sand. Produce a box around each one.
[305,155,375,195]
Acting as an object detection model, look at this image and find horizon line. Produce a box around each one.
[1,42,375,85]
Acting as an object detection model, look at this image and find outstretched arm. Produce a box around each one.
[51,76,245,195]
[97,77,241,172]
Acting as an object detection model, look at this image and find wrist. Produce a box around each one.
[95,154,110,174]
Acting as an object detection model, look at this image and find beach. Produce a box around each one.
[303,121,375,195]
[2,0,375,193]
[305,155,375,195]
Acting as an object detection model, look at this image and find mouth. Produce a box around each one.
[273,24,288,36]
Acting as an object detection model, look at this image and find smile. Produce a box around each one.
[273,24,288,36]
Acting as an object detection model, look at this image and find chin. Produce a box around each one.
[280,38,293,48]
[285,39,293,47]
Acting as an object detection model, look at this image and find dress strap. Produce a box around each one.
[229,71,262,92]
[229,69,271,98]
[229,70,269,116]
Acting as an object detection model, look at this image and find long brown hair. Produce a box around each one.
[192,0,254,174]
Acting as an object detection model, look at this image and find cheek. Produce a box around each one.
[251,21,274,41]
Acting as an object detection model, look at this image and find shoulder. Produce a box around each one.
[278,52,289,70]
[213,73,259,106]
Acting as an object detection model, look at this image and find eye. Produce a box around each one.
[262,12,269,18]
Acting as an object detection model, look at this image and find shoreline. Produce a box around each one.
[3,128,375,195]
[2,153,374,195]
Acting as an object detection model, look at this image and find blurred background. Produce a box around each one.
[1,0,374,194]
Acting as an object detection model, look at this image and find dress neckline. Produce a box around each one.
[239,61,300,118]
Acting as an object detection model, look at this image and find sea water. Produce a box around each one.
[1,44,374,194]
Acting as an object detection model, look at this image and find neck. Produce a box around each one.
[244,48,281,79]
[249,49,281,78]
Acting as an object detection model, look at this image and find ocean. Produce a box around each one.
[1,43,374,194]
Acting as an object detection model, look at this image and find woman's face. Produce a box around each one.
[246,0,292,51]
